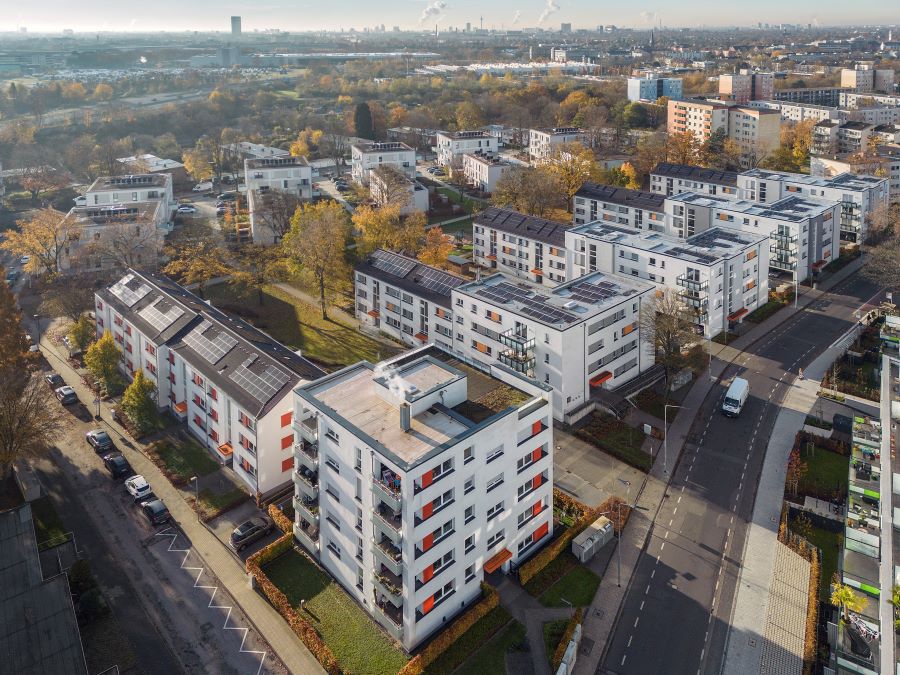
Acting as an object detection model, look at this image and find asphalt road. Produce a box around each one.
[601,272,882,675]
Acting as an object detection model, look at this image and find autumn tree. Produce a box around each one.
[862,236,900,294]
[864,203,899,246]
[84,330,122,394]
[418,227,454,268]
[353,204,425,256]
[638,289,700,396]
[230,244,288,305]
[0,269,30,372]
[84,212,161,272]
[253,191,301,244]
[455,100,486,130]
[620,162,641,189]
[320,116,349,171]
[92,83,114,101]
[2,208,76,277]
[163,224,229,298]
[10,144,67,203]
[290,127,323,157]
[40,277,95,323]
[830,583,865,622]
[68,313,96,353]
[370,165,412,208]
[0,371,65,479]
[182,146,213,182]
[120,368,158,434]
[546,142,599,211]
[631,132,669,179]
[283,201,351,320]
[491,166,566,218]
[666,131,700,166]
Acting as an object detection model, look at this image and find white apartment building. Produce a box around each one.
[528,127,589,164]
[566,223,769,337]
[650,163,740,198]
[667,98,730,140]
[627,74,683,102]
[745,100,843,123]
[222,142,290,161]
[664,192,840,283]
[244,156,313,199]
[718,70,774,104]
[435,131,498,168]
[472,207,568,286]
[462,152,511,194]
[451,272,656,420]
[94,270,324,499]
[813,120,875,157]
[78,174,175,228]
[351,142,416,185]
[840,92,900,109]
[369,168,429,215]
[291,345,554,649]
[573,183,668,231]
[355,250,464,351]
[840,65,895,94]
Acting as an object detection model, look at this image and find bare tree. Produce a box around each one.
[320,116,349,173]
[84,211,162,272]
[40,275,97,322]
[0,371,66,480]
[254,190,302,243]
[491,166,566,218]
[370,165,412,208]
[638,289,700,395]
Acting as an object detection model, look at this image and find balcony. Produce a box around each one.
[374,503,402,546]
[298,417,318,443]
[294,494,319,525]
[499,349,536,374]
[679,292,709,312]
[372,596,403,640]
[373,566,403,605]
[293,440,318,472]
[294,520,319,553]
[676,275,708,293]
[373,536,403,577]
[769,258,797,272]
[770,241,798,254]
[373,477,402,513]
[771,231,798,244]
[294,469,319,500]
[499,328,535,352]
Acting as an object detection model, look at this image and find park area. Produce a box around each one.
[574,411,652,472]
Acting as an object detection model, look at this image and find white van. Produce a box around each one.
[722,377,749,417]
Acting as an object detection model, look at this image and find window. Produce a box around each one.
[487,530,505,549]
[486,473,504,493]
[355,447,362,472]
[463,447,474,464]
[433,458,453,481]
[356,507,363,532]
[486,445,503,463]
[465,534,475,554]
[357,566,364,591]
[465,564,475,583]
[487,501,504,521]
[356,536,364,562]
[434,549,454,576]
[465,505,475,524]
[464,476,475,494]
[327,540,341,559]
[325,456,340,473]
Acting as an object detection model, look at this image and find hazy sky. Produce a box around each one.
[3,0,896,33]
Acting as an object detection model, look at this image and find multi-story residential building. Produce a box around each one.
[116,154,189,187]
[813,120,875,157]
[368,167,429,215]
[291,345,554,649]
[565,222,768,337]
[451,272,656,419]
[626,74,683,102]
[840,92,900,109]
[351,142,416,185]
[718,70,774,104]
[244,156,313,200]
[745,100,843,124]
[355,250,464,351]
[528,127,589,163]
[472,207,569,286]
[774,87,843,107]
[435,131,498,169]
[725,106,781,165]
[94,269,324,499]
[872,124,900,145]
[650,163,740,198]
[78,174,175,227]
[573,183,667,230]
[462,152,511,194]
[840,64,895,94]
[667,98,730,141]
[664,192,840,283]
[221,141,290,162]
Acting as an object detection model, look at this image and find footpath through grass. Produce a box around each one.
[575,412,651,472]
[455,620,526,675]
[424,605,512,674]
[264,549,408,675]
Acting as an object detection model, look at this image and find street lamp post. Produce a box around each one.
[663,404,684,476]
[794,271,798,309]
[33,314,41,344]
[189,476,199,521]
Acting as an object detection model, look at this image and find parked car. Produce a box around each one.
[45,372,65,388]
[55,385,78,405]
[86,429,113,453]
[19,255,30,265]
[192,181,213,192]
[177,205,197,214]
[73,195,87,206]
[125,475,152,501]
[216,192,236,201]
[103,453,134,479]
[140,498,171,526]
[229,517,274,551]
[5,270,19,284]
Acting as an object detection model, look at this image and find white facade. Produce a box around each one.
[369,170,429,215]
[292,346,554,649]
[649,163,740,198]
[566,223,769,337]
[745,100,842,124]
[435,131,498,168]
[573,183,668,231]
[351,142,416,185]
[462,153,511,194]
[528,128,589,163]
[627,75,683,102]
[94,270,324,499]
[82,174,175,225]
[244,156,313,200]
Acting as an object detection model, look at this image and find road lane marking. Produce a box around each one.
[634,617,640,628]
[640,601,645,611]
[669,519,673,527]
[660,542,666,550]
[651,569,656,579]
[622,655,627,666]
[628,635,633,648]
[645,585,650,595]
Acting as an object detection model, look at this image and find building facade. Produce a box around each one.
[435,131,498,168]
[351,142,416,185]
[627,75,683,102]
[462,152,511,194]
[528,128,589,163]
[573,183,668,230]
[718,70,775,104]
[244,156,313,200]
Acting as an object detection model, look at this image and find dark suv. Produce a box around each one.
[230,517,274,551]
[140,499,171,526]
[102,453,133,479]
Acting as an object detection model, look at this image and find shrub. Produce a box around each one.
[67,559,98,598]
[268,503,293,534]
[804,549,820,675]
[551,608,583,672]
[553,488,588,521]
[399,583,500,675]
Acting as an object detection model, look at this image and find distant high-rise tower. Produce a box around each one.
[466,22,471,32]
[560,22,572,33]
[231,16,242,37]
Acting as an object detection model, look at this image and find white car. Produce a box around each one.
[125,475,152,501]
[73,195,87,206]
[192,181,213,192]
[177,205,197,214]
[19,255,30,265]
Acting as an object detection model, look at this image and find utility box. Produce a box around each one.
[571,515,613,563]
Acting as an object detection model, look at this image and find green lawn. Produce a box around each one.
[198,486,247,512]
[540,565,601,608]
[456,620,526,675]
[630,388,667,421]
[788,518,840,602]
[264,549,408,675]
[524,551,578,598]
[436,187,482,214]
[543,619,569,666]
[151,438,220,480]
[204,283,396,369]
[798,447,849,501]
[746,298,788,324]
[424,605,512,675]
[31,495,69,549]
[575,412,651,472]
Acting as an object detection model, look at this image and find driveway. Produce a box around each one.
[553,427,645,507]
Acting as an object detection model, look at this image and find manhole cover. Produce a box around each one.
[748,638,757,647]
[580,637,595,655]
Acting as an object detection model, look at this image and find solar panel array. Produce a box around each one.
[229,355,291,403]
[414,266,464,296]
[109,274,152,307]
[475,281,577,326]
[138,297,186,333]
[668,247,718,265]
[370,250,417,278]
[568,281,621,305]
[183,320,238,364]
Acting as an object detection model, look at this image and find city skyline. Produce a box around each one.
[1,0,897,34]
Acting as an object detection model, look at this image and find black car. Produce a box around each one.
[140,499,171,526]
[86,429,113,453]
[216,192,236,201]
[102,453,134,479]
[45,372,65,388]
[230,517,274,551]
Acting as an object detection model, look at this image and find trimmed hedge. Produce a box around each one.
[246,536,340,674]
[551,608,583,672]
[804,548,820,675]
[268,503,292,534]
[399,583,499,675]
[553,488,588,522]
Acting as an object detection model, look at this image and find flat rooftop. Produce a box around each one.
[352,141,414,154]
[66,200,163,226]
[742,167,886,189]
[670,192,836,222]
[87,173,170,192]
[245,155,309,169]
[457,270,652,328]
[570,221,765,265]
[438,130,494,139]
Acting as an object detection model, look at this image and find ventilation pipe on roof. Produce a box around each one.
[400,402,411,432]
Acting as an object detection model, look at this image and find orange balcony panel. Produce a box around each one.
[367,310,380,318]
[217,442,233,458]
[484,548,512,574]
[173,401,188,414]
[589,371,613,387]
[486,254,497,261]
[727,308,748,322]
[530,268,543,275]
[415,332,428,342]
[811,259,827,270]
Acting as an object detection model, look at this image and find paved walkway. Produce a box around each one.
[759,544,811,675]
[36,325,325,675]
[574,256,869,675]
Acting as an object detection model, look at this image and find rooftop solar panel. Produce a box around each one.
[415,267,464,296]
[229,355,291,403]
[138,297,186,333]
[369,250,417,278]
[183,320,239,364]
[109,274,152,307]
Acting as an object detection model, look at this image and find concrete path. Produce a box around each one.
[36,325,325,675]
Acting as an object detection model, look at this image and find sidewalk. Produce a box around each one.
[36,327,324,675]
[574,256,868,675]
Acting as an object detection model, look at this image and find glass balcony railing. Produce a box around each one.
[499,328,535,352]
[499,350,535,374]
[676,275,708,293]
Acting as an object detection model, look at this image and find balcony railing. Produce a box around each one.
[769,258,797,272]
[295,469,319,499]
[298,417,318,443]
[499,350,536,374]
[373,477,402,512]
[679,293,709,311]
[676,275,708,293]
[373,567,403,604]
[373,536,403,577]
[294,494,319,524]
[771,231,798,244]
[499,328,535,352]
[374,502,402,532]
[373,596,403,639]
[294,520,319,552]
[293,441,318,471]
